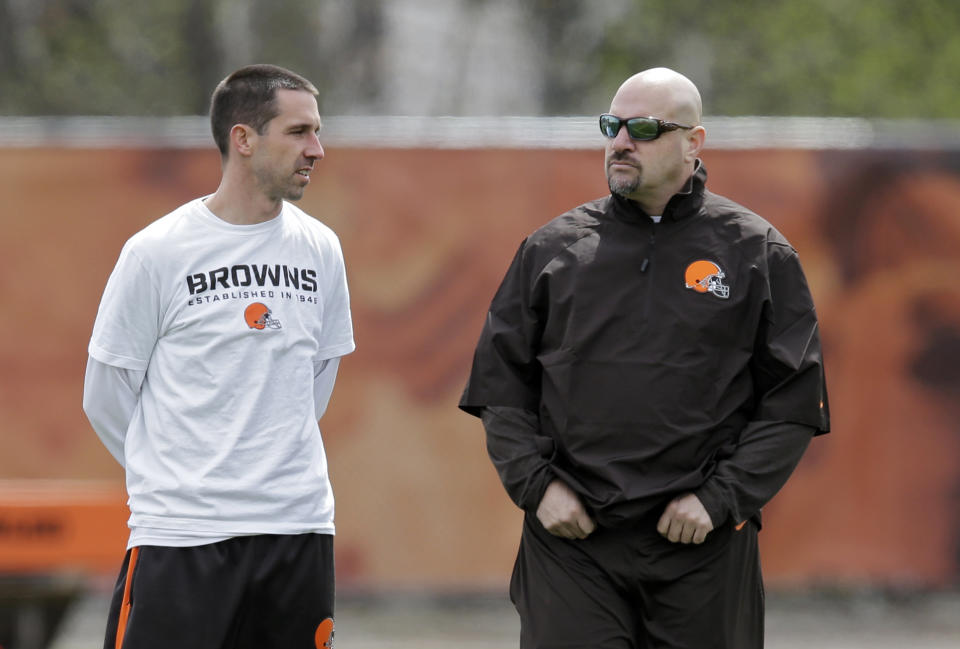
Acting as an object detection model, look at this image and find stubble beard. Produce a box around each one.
[282,183,305,202]
[607,168,641,197]
[605,149,643,197]
[255,165,305,203]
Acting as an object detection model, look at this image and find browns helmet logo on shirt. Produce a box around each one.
[684,260,730,299]
[243,302,282,330]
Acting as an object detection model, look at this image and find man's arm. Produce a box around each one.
[312,357,342,421]
[482,406,595,539]
[658,421,813,544]
[463,241,596,538]
[85,242,161,467]
[695,420,812,524]
[82,356,145,466]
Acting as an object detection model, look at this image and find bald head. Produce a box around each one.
[611,68,702,126]
[603,68,706,215]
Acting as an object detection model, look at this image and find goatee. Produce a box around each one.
[608,174,640,197]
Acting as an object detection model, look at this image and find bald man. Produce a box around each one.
[460,68,829,648]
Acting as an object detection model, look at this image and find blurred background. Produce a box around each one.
[2,1,960,647]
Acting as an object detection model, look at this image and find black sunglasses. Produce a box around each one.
[599,113,694,141]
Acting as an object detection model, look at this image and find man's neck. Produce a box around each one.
[629,165,697,216]
[204,177,282,225]
[630,188,674,218]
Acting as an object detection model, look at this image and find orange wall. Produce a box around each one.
[1,146,959,588]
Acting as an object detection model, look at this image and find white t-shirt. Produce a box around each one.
[88,198,355,546]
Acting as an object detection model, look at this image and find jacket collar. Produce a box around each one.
[609,160,707,224]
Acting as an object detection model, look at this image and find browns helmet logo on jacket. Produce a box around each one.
[684,260,730,299]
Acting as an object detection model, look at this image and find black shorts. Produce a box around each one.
[510,513,763,649]
[103,533,335,649]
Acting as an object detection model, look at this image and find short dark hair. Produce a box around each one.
[209,64,319,157]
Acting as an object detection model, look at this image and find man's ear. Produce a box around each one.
[230,124,256,157]
[684,125,706,163]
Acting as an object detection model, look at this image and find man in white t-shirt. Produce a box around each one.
[83,64,354,649]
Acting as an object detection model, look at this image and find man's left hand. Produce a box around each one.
[656,493,714,544]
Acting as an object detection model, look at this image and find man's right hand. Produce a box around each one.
[535,479,596,539]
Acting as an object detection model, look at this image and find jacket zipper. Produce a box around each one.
[640,221,657,273]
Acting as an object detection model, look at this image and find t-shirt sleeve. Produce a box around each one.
[88,243,161,371]
[315,235,355,361]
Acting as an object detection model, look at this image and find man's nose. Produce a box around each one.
[611,124,635,152]
[306,133,325,160]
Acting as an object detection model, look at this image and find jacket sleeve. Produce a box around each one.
[459,240,544,416]
[695,242,829,526]
[694,420,813,526]
[460,240,558,511]
[482,406,556,512]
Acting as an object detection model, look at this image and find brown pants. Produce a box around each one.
[511,513,763,649]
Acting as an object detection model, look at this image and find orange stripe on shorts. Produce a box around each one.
[115,547,140,649]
